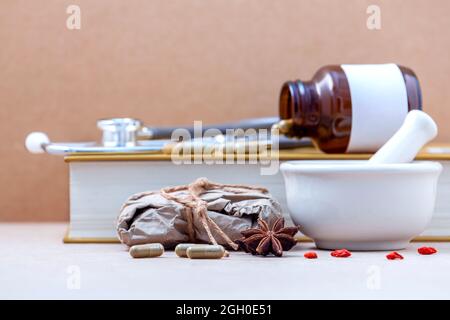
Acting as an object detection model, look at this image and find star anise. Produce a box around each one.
[236,217,298,257]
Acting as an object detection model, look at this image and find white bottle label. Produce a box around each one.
[341,63,408,152]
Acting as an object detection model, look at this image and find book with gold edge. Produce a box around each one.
[63,144,450,243]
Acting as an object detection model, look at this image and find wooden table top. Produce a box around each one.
[1,223,449,299]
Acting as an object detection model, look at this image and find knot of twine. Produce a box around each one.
[160,177,268,251]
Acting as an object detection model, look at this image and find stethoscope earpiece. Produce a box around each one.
[25,132,50,154]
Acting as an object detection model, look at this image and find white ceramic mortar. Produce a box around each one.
[281,160,442,250]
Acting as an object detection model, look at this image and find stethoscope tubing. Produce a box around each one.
[26,117,312,155]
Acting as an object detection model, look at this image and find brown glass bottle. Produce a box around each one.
[277,64,422,153]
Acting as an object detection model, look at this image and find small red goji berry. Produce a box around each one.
[330,249,351,258]
[417,246,437,255]
[304,252,318,259]
[386,251,404,260]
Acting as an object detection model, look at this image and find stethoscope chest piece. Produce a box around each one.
[96,118,142,147]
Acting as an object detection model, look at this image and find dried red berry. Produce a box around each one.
[304,252,318,259]
[386,251,404,260]
[330,249,351,258]
[417,247,437,255]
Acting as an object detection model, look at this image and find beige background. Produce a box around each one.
[1,0,449,221]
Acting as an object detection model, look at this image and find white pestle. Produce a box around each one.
[369,110,438,164]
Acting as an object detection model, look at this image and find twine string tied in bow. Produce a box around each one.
[160,177,268,251]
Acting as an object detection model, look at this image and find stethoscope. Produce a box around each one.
[25,117,311,155]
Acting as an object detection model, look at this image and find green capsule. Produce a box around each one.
[186,245,225,259]
[175,243,205,258]
[129,243,164,258]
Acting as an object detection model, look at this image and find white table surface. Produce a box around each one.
[1,223,449,299]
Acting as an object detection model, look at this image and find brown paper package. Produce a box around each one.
[117,187,283,248]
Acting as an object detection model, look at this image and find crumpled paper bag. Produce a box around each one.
[117,180,283,248]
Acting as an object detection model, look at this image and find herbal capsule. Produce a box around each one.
[175,243,204,258]
[129,243,164,258]
[186,245,225,259]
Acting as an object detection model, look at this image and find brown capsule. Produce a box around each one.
[186,245,225,259]
[129,243,164,258]
[175,243,205,258]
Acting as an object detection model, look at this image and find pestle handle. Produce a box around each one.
[369,110,438,164]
